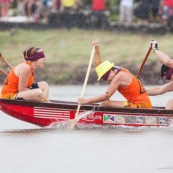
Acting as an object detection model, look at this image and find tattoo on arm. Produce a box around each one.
[105,92,111,99]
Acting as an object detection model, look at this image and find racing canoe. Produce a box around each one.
[0,98,172,127]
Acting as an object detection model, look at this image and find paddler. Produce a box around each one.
[0,47,49,102]
[78,41,152,108]
[147,40,173,109]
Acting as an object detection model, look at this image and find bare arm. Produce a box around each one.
[151,40,173,68]
[78,81,119,104]
[147,82,173,96]
[154,49,173,68]
[78,93,110,104]
[146,86,163,96]
[15,64,31,92]
[78,72,127,104]
[92,41,102,68]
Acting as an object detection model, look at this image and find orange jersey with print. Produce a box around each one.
[1,62,34,96]
[118,68,151,104]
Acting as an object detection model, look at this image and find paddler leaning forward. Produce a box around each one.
[78,41,152,109]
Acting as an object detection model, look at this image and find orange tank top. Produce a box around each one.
[1,62,34,95]
[118,68,151,104]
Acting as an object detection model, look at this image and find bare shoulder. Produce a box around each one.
[15,63,31,76]
[117,71,131,80]
[16,63,30,70]
[113,71,132,86]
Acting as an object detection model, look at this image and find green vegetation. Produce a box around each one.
[0,28,173,84]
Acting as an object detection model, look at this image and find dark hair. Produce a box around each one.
[111,67,116,71]
[23,47,41,59]
[161,64,169,77]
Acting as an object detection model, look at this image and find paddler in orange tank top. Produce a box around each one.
[0,47,49,102]
[78,41,152,108]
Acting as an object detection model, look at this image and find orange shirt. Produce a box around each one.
[118,68,151,104]
[1,62,34,96]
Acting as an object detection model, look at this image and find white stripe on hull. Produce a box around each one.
[34,107,71,119]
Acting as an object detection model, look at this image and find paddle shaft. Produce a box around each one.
[0,53,13,69]
[136,45,152,79]
[0,53,11,76]
[75,46,95,118]
[0,68,8,76]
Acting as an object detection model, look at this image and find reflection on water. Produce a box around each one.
[0,128,54,135]
[2,122,173,135]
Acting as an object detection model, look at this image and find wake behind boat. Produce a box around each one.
[0,98,173,128]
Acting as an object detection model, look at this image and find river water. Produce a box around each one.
[0,85,173,173]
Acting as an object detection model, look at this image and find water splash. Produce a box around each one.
[76,109,95,120]
[49,111,173,132]
[49,109,95,130]
[49,120,75,129]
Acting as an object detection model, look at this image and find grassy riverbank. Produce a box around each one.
[0,28,173,84]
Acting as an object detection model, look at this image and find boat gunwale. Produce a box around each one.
[1,98,173,116]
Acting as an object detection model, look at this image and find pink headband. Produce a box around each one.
[25,51,45,61]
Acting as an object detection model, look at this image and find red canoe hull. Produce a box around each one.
[0,99,173,127]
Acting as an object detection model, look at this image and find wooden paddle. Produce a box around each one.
[75,45,95,120]
[0,68,8,76]
[0,53,13,69]
[136,44,152,79]
[0,53,11,76]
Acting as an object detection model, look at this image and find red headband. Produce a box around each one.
[25,51,45,61]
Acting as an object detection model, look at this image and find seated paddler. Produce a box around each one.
[78,41,152,109]
[0,47,49,102]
